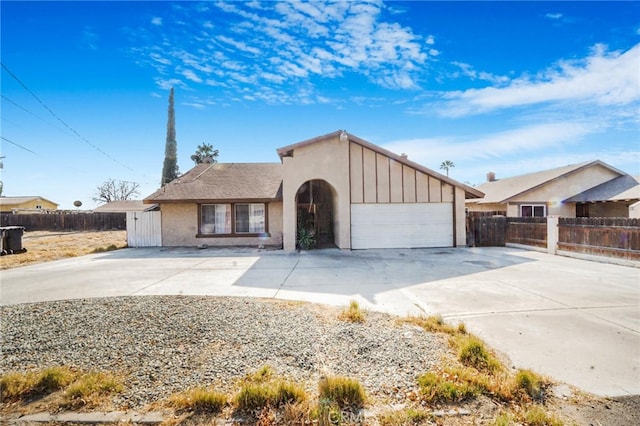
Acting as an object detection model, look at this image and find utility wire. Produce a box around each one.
[1,136,38,155]
[1,94,75,137]
[1,62,135,172]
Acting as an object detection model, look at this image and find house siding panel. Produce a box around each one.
[403,166,416,203]
[429,177,442,202]
[442,183,454,202]
[376,153,390,203]
[390,159,403,202]
[363,148,377,203]
[416,172,429,203]
[350,143,364,204]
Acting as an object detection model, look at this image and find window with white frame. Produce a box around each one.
[199,203,266,235]
[520,204,546,217]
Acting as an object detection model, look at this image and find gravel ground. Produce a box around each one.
[0,296,445,410]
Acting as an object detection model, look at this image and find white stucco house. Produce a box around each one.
[144,130,483,251]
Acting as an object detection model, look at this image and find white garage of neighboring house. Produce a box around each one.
[144,130,483,251]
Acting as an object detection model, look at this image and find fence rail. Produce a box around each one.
[0,213,126,231]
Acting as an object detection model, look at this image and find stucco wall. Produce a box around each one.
[282,134,351,251]
[0,199,58,212]
[160,202,283,247]
[510,164,620,205]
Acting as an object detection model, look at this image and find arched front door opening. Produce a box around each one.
[295,180,336,249]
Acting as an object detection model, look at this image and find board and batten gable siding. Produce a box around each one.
[348,141,459,248]
[349,142,454,204]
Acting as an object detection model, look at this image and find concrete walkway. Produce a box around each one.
[1,246,638,397]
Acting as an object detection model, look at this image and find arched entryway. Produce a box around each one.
[296,180,336,249]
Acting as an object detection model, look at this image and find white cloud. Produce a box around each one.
[181,69,202,83]
[151,16,162,26]
[155,78,186,90]
[134,0,434,101]
[382,122,594,164]
[449,61,509,84]
[150,53,171,65]
[440,43,640,117]
[545,13,563,20]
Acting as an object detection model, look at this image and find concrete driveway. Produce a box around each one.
[1,246,638,397]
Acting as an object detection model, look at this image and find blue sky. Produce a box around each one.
[1,1,639,209]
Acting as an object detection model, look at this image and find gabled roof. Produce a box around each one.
[471,161,626,204]
[0,196,58,206]
[564,175,640,203]
[277,130,484,199]
[93,200,159,213]
[144,163,282,203]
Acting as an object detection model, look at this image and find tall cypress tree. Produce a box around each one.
[161,87,178,186]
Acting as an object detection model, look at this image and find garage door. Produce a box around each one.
[351,203,453,249]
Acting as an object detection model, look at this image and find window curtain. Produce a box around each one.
[215,204,231,233]
[249,204,265,233]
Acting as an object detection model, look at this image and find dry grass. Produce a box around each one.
[235,366,308,412]
[168,387,227,413]
[0,230,127,270]
[0,366,76,401]
[0,367,123,411]
[338,300,366,323]
[318,375,366,409]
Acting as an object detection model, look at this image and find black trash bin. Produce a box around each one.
[0,226,26,255]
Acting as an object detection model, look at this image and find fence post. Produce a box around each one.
[547,216,559,255]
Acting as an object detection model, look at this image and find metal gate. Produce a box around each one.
[126,211,161,247]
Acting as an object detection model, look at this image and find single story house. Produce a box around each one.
[93,200,158,213]
[0,196,58,213]
[466,160,640,218]
[145,130,483,250]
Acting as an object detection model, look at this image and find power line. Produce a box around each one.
[1,136,38,155]
[1,94,75,136]
[1,62,135,172]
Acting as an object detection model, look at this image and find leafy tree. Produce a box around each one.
[93,179,140,204]
[191,142,219,164]
[440,160,455,177]
[161,87,178,186]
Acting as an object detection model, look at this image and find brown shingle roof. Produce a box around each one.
[93,200,158,212]
[144,163,282,203]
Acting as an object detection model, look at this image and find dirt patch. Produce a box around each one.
[0,230,127,270]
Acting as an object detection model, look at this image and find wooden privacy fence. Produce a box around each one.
[558,217,640,261]
[506,217,547,248]
[0,213,126,231]
[466,216,546,248]
[467,216,640,262]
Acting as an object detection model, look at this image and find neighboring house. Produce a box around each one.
[145,130,483,250]
[0,196,58,213]
[93,200,158,213]
[466,161,640,218]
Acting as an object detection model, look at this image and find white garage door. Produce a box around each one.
[351,203,453,249]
